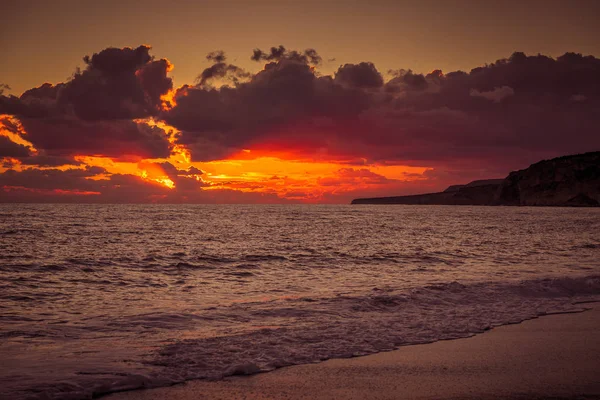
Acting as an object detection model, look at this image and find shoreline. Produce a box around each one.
[107,306,600,400]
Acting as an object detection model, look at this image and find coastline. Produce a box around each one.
[107,306,600,400]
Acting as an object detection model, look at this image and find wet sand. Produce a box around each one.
[108,306,600,400]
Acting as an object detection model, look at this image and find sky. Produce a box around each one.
[1,0,599,203]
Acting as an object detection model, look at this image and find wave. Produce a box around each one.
[11,274,600,400]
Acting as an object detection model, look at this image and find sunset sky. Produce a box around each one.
[1,0,599,203]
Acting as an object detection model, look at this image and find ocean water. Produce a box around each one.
[1,204,599,399]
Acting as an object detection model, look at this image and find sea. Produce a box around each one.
[1,204,599,399]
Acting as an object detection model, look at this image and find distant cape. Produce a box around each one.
[351,151,600,207]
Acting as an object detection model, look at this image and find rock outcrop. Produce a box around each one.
[351,152,600,207]
[493,152,600,206]
[351,181,503,205]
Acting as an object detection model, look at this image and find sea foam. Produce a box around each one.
[9,276,599,400]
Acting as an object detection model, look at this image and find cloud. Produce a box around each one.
[163,56,373,161]
[2,46,600,202]
[0,46,174,161]
[155,162,203,178]
[470,86,515,102]
[0,165,287,203]
[317,168,394,187]
[167,49,600,170]
[7,45,599,171]
[251,45,322,65]
[0,83,64,118]
[0,84,10,95]
[334,62,384,89]
[206,50,227,63]
[0,167,173,203]
[196,52,251,87]
[63,45,173,120]
[0,135,31,157]
[385,69,428,92]
[19,118,172,160]
[1,45,173,121]
[18,155,83,167]
[0,46,170,121]
[0,165,106,191]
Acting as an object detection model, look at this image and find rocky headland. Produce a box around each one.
[351,152,600,207]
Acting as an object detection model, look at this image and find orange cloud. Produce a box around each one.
[198,151,430,202]
[0,115,36,153]
[2,185,100,196]
[137,161,175,189]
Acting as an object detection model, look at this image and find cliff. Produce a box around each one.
[351,152,600,207]
[351,182,502,205]
[494,152,600,206]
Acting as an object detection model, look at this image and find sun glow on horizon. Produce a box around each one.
[196,152,430,201]
[1,114,433,201]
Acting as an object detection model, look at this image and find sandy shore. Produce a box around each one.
[108,306,600,400]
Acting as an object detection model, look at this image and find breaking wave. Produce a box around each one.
[1,204,599,399]
[10,275,600,400]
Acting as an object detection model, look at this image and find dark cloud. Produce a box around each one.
[251,45,286,62]
[19,118,172,160]
[162,49,600,170]
[164,56,372,161]
[18,155,84,167]
[0,165,285,203]
[0,84,10,95]
[251,45,322,66]
[61,45,172,120]
[470,86,514,102]
[0,135,31,157]
[335,62,384,89]
[191,51,251,88]
[1,46,173,121]
[3,46,600,202]
[148,161,204,179]
[197,63,250,87]
[0,83,64,118]
[0,152,81,170]
[0,46,170,120]
[0,166,173,203]
[304,49,322,66]
[0,46,174,161]
[82,46,151,74]
[0,166,106,192]
[172,163,203,177]
[385,69,428,92]
[137,58,174,109]
[206,50,227,63]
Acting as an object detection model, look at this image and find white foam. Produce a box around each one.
[4,276,600,399]
[145,277,600,392]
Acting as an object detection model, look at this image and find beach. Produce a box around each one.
[108,306,600,400]
[2,205,599,399]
